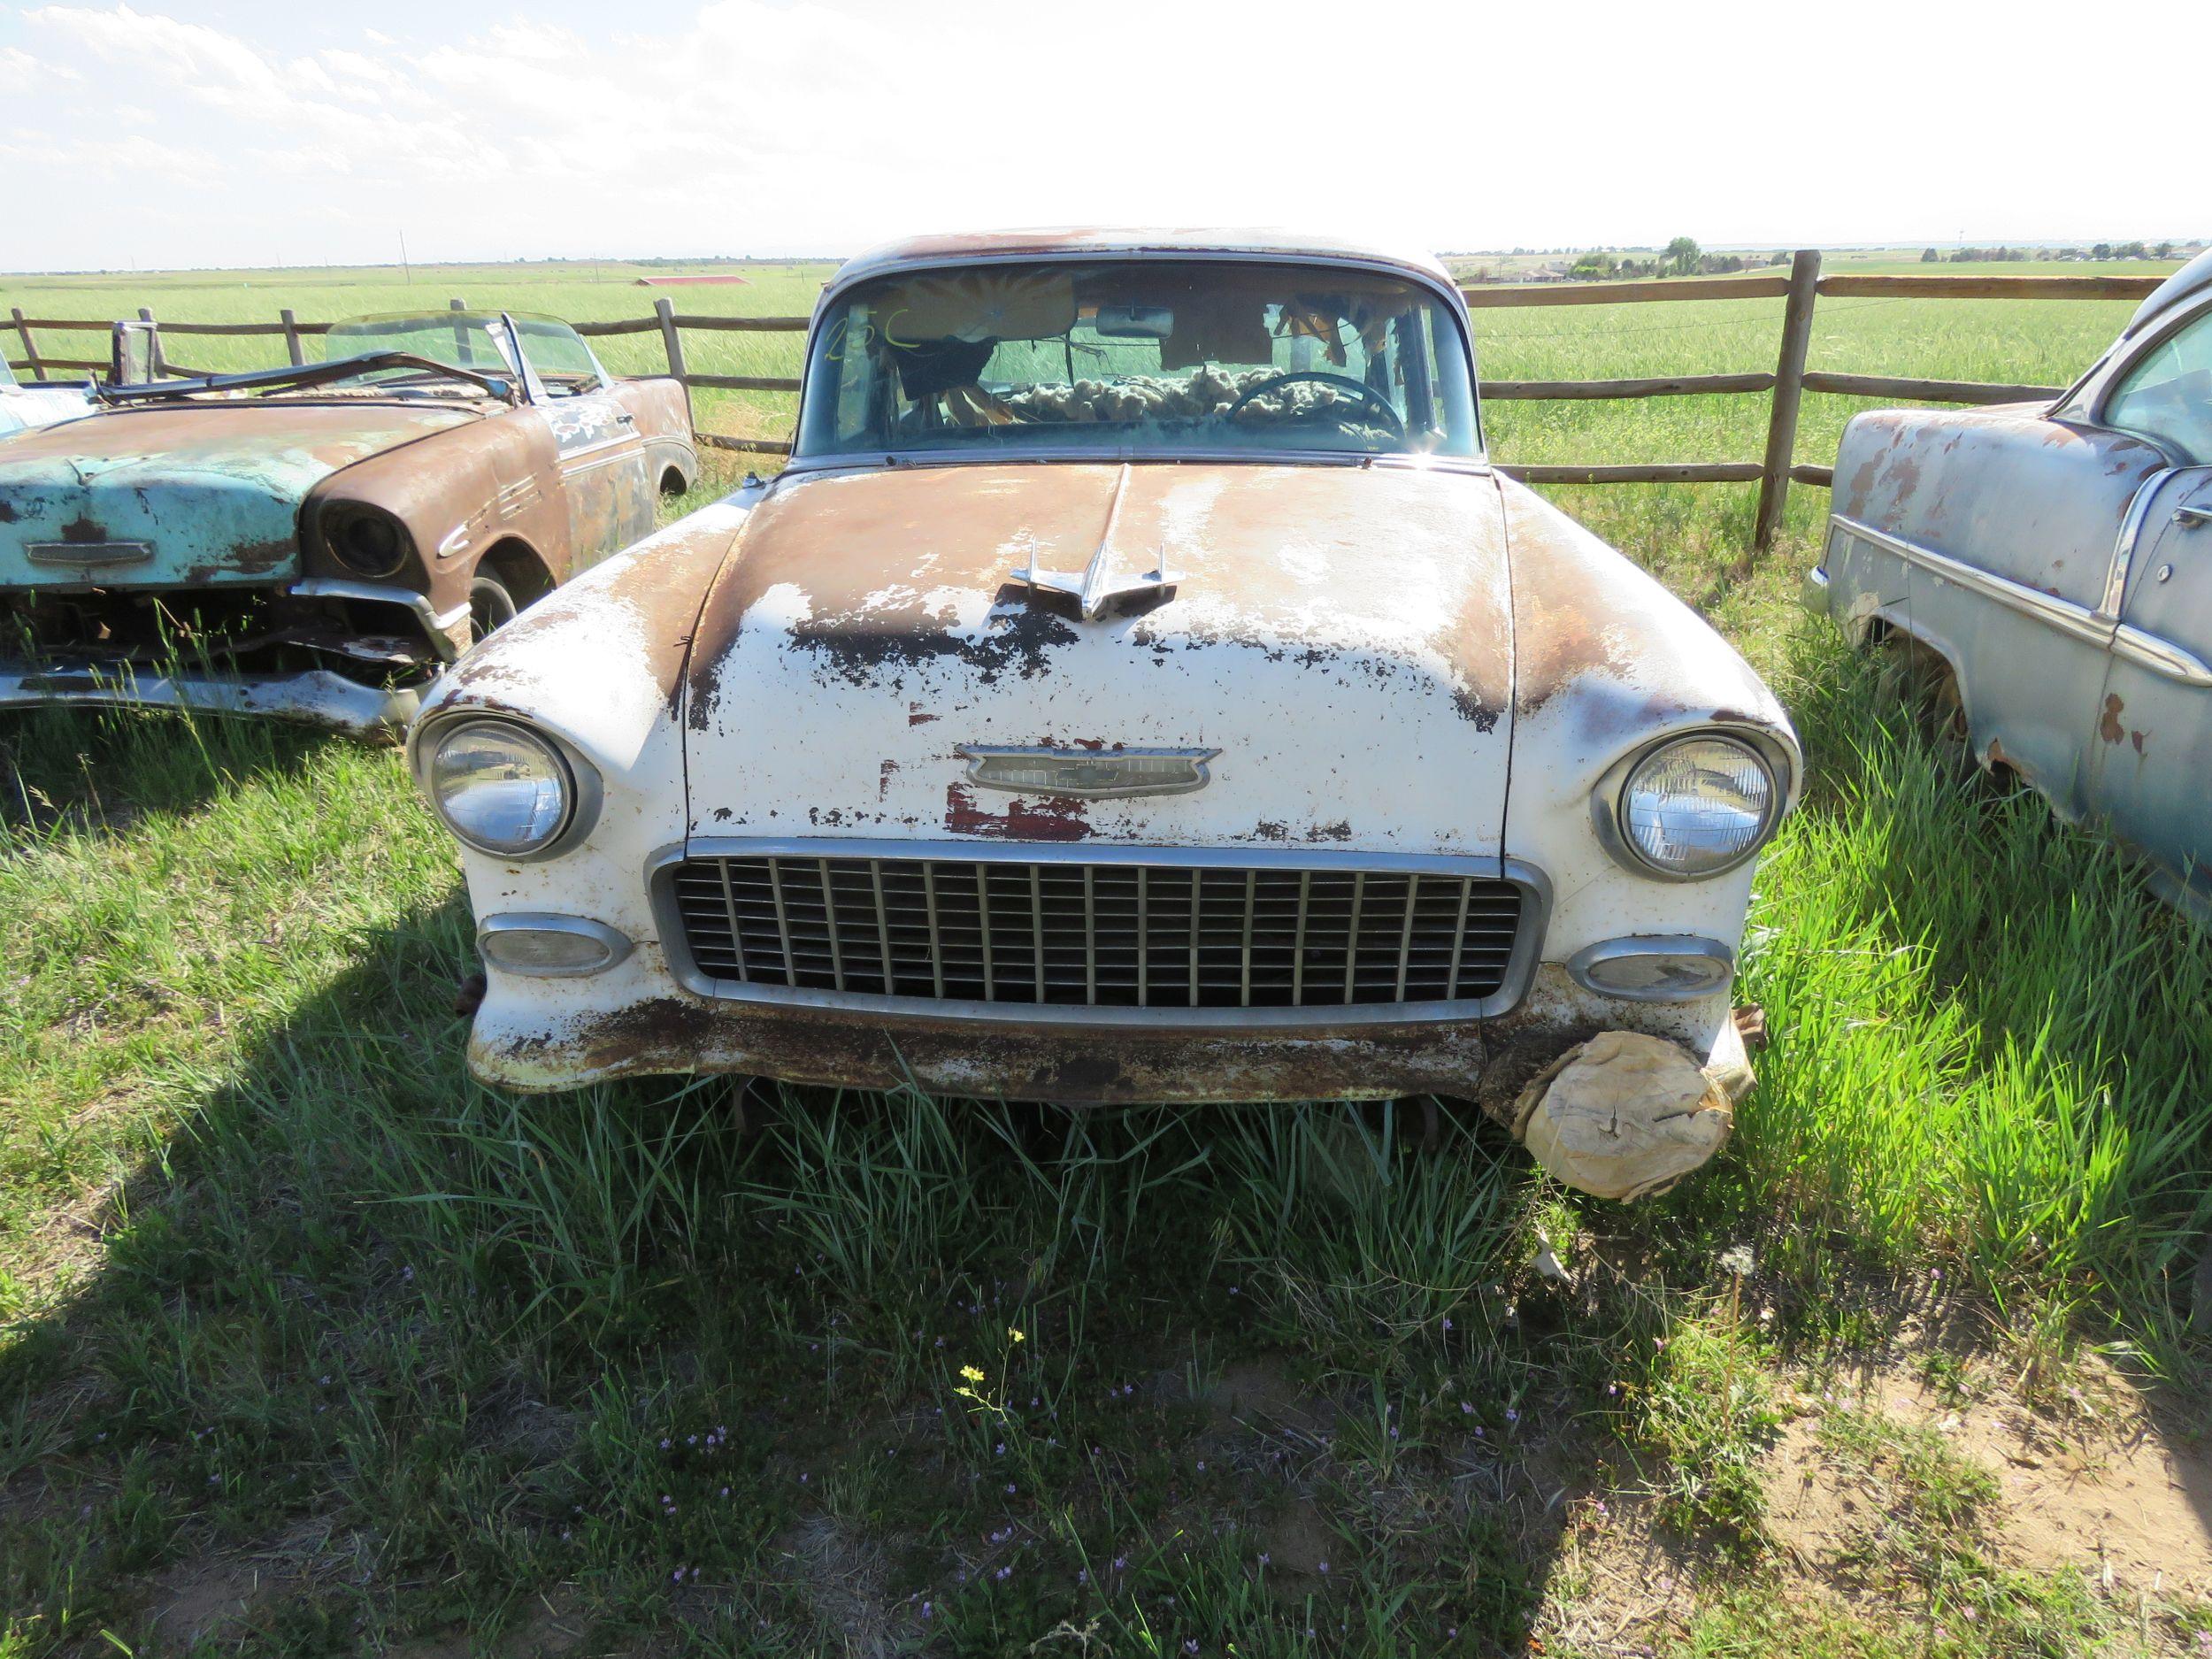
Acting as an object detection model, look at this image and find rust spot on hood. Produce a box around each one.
[682,460,1516,733]
[943,781,1092,840]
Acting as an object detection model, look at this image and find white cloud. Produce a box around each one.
[3,0,2206,273]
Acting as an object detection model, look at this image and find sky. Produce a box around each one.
[1,0,2205,273]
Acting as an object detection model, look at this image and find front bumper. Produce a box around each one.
[0,660,421,734]
[1801,563,1832,618]
[465,950,1743,1109]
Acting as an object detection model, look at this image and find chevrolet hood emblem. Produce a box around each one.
[956,744,1220,800]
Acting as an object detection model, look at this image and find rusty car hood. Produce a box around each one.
[0,399,478,588]
[681,461,1516,853]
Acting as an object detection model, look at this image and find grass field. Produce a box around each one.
[2,255,2210,1656]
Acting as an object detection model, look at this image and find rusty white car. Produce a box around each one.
[410,230,1801,1200]
[1809,249,2212,916]
[0,311,694,734]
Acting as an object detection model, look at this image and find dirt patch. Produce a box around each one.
[1203,1358,1337,1438]
[148,1553,276,1647]
[1769,1363,2212,1597]
[774,1512,897,1655]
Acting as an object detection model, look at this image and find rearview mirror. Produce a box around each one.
[1093,304,1173,339]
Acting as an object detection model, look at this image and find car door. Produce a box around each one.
[2085,302,2212,899]
[2089,466,2212,894]
[511,316,657,570]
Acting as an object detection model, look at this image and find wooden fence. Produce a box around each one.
[8,254,2167,550]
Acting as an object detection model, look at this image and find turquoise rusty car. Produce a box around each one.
[1808,249,2212,916]
[0,311,696,734]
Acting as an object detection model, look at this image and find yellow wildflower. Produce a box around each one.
[959,1364,986,1384]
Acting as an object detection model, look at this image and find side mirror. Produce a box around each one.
[110,321,158,386]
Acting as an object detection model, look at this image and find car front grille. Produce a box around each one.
[665,851,1526,1011]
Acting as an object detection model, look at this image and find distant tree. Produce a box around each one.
[1568,250,1618,280]
[2115,240,2148,259]
[1662,235,1701,277]
[1921,247,1941,263]
[2092,242,2113,260]
[2156,241,2176,259]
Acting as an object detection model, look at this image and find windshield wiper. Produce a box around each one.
[96,351,517,405]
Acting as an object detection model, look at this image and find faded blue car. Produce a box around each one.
[1806,249,2212,914]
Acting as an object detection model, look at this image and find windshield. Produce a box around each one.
[319,311,607,394]
[797,260,1479,463]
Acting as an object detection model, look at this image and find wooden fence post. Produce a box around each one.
[1752,249,1822,552]
[653,297,688,382]
[11,309,43,381]
[280,307,304,366]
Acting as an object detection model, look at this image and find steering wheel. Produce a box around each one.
[1223,371,1404,439]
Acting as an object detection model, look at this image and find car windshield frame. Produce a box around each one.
[319,310,611,396]
[789,251,1486,472]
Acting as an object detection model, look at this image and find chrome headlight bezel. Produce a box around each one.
[411,714,603,862]
[1592,727,1790,882]
[318,502,414,580]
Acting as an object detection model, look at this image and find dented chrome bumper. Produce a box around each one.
[0,661,422,734]
[1801,563,1832,618]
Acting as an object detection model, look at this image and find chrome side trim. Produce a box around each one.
[2112,625,2212,687]
[1831,515,2116,654]
[2105,467,2178,618]
[648,839,1551,1029]
[25,540,152,567]
[1566,935,1735,1003]
[1835,513,2212,687]
[289,578,472,660]
[477,913,634,977]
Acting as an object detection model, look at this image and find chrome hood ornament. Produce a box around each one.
[956,744,1220,800]
[1016,463,1177,618]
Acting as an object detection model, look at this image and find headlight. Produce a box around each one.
[1615,734,1778,879]
[323,505,411,579]
[424,718,578,857]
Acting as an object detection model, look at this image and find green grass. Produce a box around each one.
[2,257,2209,1655]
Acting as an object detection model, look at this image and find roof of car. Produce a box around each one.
[828,227,1459,294]
[2126,247,2212,335]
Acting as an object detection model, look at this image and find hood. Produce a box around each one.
[681,461,1515,853]
[0,399,476,588]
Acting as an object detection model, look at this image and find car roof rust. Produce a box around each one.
[827,227,1459,297]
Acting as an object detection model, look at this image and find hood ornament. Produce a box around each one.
[1016,464,1177,619]
[956,744,1220,800]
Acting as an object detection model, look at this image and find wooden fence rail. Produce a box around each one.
[7,259,2166,549]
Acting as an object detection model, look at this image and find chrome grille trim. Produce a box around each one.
[652,840,1549,1029]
